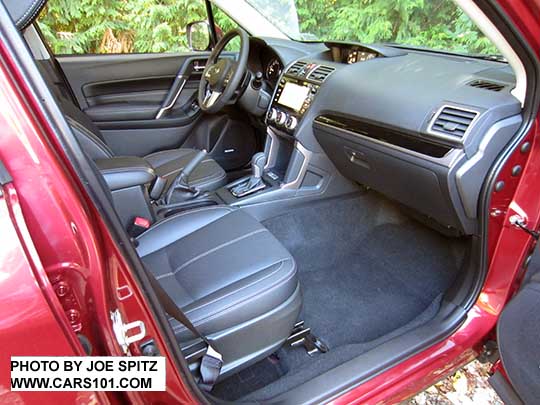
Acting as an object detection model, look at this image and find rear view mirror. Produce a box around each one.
[186,21,211,51]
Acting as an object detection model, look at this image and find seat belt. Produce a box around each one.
[144,267,223,391]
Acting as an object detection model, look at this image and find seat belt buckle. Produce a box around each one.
[199,344,223,392]
[128,216,151,238]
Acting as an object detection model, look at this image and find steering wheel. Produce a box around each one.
[198,28,250,113]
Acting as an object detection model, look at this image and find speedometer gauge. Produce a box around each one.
[266,59,282,82]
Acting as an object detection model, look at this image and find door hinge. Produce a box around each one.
[509,215,540,240]
[111,309,146,354]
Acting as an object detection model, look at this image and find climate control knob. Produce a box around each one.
[267,107,277,122]
[285,116,298,131]
[276,111,288,126]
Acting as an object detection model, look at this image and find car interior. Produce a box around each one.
[6,0,526,402]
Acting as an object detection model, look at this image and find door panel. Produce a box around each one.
[58,53,207,109]
[57,53,208,156]
[57,51,256,167]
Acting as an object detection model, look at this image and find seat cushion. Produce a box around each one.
[145,148,227,192]
[137,206,299,342]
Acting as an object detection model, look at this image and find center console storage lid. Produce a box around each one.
[96,156,155,191]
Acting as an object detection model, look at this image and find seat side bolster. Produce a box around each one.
[136,206,235,257]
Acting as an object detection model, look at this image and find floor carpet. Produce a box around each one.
[214,191,467,401]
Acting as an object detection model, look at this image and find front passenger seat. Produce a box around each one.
[137,206,302,378]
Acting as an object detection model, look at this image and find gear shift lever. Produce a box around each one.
[230,152,267,197]
[251,152,266,179]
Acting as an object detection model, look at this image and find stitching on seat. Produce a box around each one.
[182,258,288,315]
[156,228,268,280]
[145,149,193,160]
[160,159,215,178]
[171,261,297,332]
[137,206,234,241]
[16,0,45,24]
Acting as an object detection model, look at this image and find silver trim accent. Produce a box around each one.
[281,142,312,190]
[193,61,206,72]
[155,76,187,119]
[202,89,222,108]
[427,104,480,143]
[264,128,279,169]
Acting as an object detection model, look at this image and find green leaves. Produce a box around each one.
[39,0,207,54]
[295,0,498,55]
[37,0,499,56]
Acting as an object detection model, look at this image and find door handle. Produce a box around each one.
[193,61,206,72]
[155,56,208,120]
[155,74,187,119]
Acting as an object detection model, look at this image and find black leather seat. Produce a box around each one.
[62,100,227,193]
[137,206,302,377]
[5,0,227,193]
[6,0,300,382]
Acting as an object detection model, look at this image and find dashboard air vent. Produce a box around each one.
[431,106,478,138]
[468,80,505,92]
[308,65,335,82]
[287,61,307,76]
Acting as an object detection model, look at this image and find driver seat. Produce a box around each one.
[61,99,227,193]
[6,0,227,193]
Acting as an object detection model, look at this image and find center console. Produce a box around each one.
[106,59,357,226]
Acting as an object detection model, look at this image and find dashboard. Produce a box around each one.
[327,42,379,64]
[246,37,521,236]
[247,38,283,87]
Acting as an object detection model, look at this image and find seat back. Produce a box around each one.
[34,59,115,160]
[60,99,114,160]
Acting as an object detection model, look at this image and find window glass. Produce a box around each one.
[212,5,241,52]
[38,0,208,54]
[245,0,499,56]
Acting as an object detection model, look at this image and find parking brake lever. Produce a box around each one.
[163,149,208,204]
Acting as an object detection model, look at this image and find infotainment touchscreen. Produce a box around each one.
[277,82,310,112]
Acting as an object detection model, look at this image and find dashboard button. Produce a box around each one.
[267,107,278,122]
[276,111,288,125]
[286,116,298,131]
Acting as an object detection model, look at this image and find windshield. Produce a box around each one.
[245,0,499,56]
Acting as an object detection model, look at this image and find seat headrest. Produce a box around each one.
[4,0,48,31]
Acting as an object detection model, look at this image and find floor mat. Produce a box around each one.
[212,353,288,401]
[263,193,465,350]
[215,192,467,401]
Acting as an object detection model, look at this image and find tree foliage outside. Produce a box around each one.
[38,0,498,56]
[249,0,498,55]
[38,0,234,54]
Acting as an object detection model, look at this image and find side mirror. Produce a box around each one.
[186,21,211,51]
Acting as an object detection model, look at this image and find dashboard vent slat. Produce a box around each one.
[430,106,478,138]
[468,80,506,92]
[287,61,307,76]
[308,65,335,83]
